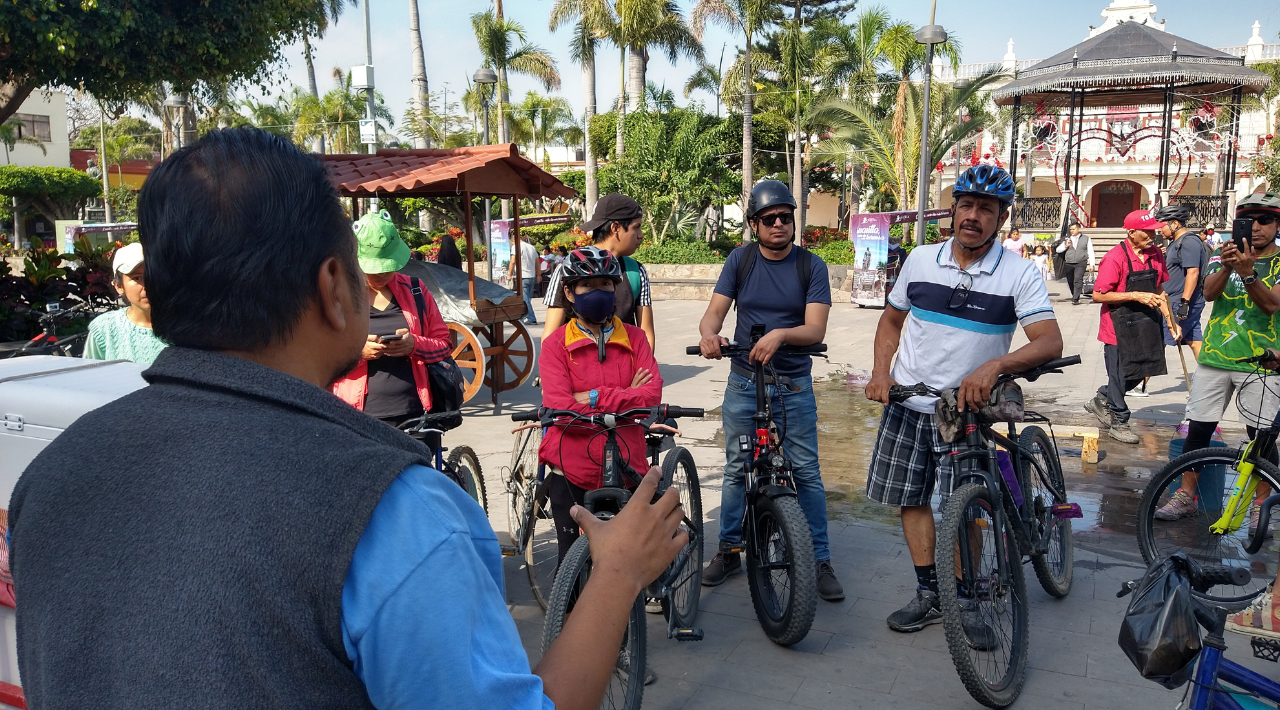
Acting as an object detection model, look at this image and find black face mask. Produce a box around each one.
[574,288,616,324]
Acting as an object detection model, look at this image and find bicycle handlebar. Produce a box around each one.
[1246,493,1280,554]
[685,343,828,356]
[1189,564,1252,593]
[510,404,705,426]
[885,355,1083,403]
[398,410,464,431]
[1007,355,1082,383]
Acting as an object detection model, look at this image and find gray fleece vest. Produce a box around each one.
[9,347,433,709]
[1063,234,1092,264]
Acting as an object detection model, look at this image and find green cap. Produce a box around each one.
[355,210,411,274]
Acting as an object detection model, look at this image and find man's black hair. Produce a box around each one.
[138,128,360,351]
[592,218,639,243]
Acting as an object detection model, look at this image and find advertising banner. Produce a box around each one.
[489,219,513,288]
[848,209,952,307]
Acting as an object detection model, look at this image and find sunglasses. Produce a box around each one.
[757,213,795,227]
[1254,215,1278,226]
[948,270,973,310]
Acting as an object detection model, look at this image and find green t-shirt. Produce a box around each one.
[1199,249,1280,371]
[83,308,168,365]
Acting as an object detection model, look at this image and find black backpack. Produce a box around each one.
[732,242,814,308]
[408,277,465,430]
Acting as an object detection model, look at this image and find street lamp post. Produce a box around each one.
[914,1,947,244]
[474,68,499,283]
[952,78,970,208]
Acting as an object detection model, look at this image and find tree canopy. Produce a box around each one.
[0,166,104,222]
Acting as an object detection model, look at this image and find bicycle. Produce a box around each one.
[1135,353,1280,607]
[685,326,826,646]
[398,410,486,512]
[512,404,704,710]
[886,354,1083,709]
[3,302,89,358]
[502,420,558,610]
[1117,554,1264,710]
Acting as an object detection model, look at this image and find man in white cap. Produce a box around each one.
[83,242,168,364]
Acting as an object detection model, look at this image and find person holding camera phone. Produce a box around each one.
[333,211,453,428]
[1154,193,1280,524]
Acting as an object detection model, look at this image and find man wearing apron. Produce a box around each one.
[1085,209,1181,443]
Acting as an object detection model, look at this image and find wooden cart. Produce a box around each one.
[322,145,576,405]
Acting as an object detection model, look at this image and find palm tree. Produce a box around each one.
[0,119,45,164]
[300,0,356,153]
[408,0,430,148]
[101,134,153,188]
[550,0,615,215]
[645,82,677,112]
[295,69,395,153]
[515,92,574,165]
[683,58,723,113]
[692,0,782,236]
[240,93,300,139]
[471,9,561,146]
[615,0,703,111]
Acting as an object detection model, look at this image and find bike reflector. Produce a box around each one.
[1052,503,1083,519]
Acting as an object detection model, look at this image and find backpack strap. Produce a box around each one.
[795,245,813,297]
[731,243,813,308]
[619,255,644,305]
[408,276,429,332]
[732,243,760,310]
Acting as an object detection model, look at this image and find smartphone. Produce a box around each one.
[1233,217,1255,253]
[378,334,407,343]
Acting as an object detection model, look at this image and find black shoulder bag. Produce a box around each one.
[409,277,465,430]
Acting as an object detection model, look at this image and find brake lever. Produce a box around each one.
[1117,580,1138,598]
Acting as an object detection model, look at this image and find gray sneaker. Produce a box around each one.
[887,588,942,632]
[1084,394,1113,428]
[960,598,999,651]
[1108,421,1140,444]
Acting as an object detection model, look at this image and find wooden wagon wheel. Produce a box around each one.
[482,320,537,392]
[446,322,486,403]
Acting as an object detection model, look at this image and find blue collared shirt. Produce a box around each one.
[342,464,554,710]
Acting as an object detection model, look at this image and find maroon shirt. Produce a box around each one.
[1094,241,1169,346]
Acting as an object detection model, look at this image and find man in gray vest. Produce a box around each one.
[1055,222,1096,304]
[9,128,685,710]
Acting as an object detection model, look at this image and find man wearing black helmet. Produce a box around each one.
[864,165,1063,641]
[695,179,843,601]
[1156,203,1207,357]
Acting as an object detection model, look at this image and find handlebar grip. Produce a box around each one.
[789,343,827,354]
[685,346,702,355]
[511,409,542,422]
[1039,355,1082,370]
[665,406,705,419]
[1194,565,1251,592]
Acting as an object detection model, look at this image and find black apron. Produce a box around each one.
[1112,242,1168,381]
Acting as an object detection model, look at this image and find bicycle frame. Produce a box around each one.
[950,413,1017,590]
[1210,421,1280,536]
[1189,607,1280,710]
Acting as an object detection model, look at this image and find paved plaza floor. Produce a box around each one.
[448,280,1278,709]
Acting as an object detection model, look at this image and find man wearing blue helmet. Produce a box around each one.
[864,165,1064,641]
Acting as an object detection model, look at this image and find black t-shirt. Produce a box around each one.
[365,295,422,419]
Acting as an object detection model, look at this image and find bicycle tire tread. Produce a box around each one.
[662,447,704,628]
[746,494,817,646]
[1019,427,1074,598]
[447,446,488,513]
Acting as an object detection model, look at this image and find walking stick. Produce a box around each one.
[1161,308,1192,394]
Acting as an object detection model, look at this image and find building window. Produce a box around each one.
[11,113,51,143]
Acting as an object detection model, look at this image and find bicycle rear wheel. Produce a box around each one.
[659,446,703,628]
[522,481,558,611]
[542,536,646,710]
[1018,426,1074,598]
[1136,448,1280,606]
[938,483,1029,708]
[505,427,542,543]
[745,493,816,646]
[447,445,487,513]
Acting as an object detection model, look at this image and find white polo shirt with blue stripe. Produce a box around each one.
[888,239,1055,413]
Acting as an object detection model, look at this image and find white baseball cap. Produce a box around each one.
[112,242,145,276]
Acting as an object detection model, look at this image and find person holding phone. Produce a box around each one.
[333,211,453,428]
[1154,192,1280,524]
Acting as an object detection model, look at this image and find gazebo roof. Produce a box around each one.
[993,22,1271,106]
[320,144,576,199]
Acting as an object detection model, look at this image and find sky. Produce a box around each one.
[266,0,1280,138]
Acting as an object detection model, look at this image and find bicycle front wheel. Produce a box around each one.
[1136,447,1280,605]
[506,427,542,543]
[447,445,487,513]
[522,481,558,612]
[659,446,703,628]
[746,493,816,646]
[542,535,646,710]
[1019,426,1074,598]
[938,483,1029,708]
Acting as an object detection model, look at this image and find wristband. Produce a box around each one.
[589,389,599,408]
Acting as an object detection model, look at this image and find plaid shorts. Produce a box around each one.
[866,403,960,508]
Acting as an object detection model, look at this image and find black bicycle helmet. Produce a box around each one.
[1237,192,1280,219]
[1153,203,1192,226]
[561,245,622,284]
[746,179,797,220]
[952,165,1016,206]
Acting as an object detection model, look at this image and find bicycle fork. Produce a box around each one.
[953,449,1014,596]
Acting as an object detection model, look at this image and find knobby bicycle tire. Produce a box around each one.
[523,481,558,612]
[1016,426,1074,598]
[659,446,703,628]
[542,536,646,710]
[447,446,487,513]
[938,483,1029,708]
[1136,447,1280,606]
[746,493,816,646]
[506,427,542,544]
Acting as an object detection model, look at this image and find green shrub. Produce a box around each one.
[551,229,594,250]
[810,241,856,265]
[709,237,739,258]
[632,239,725,264]
[517,214,572,246]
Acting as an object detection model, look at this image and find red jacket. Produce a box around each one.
[333,273,453,411]
[539,318,663,490]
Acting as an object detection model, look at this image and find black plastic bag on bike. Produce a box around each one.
[934,381,1026,443]
[1118,552,1204,689]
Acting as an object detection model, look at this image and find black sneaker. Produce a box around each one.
[960,598,998,651]
[1084,393,1113,429]
[701,549,741,586]
[887,588,942,632]
[816,560,844,601]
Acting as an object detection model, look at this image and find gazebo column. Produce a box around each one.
[1007,96,1022,179]
[1157,81,1174,207]
[1072,96,1085,198]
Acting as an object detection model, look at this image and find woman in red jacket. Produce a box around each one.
[333,212,452,426]
[539,246,663,560]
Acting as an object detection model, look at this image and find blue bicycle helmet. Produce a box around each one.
[952,165,1016,206]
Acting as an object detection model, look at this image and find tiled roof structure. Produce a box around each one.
[320,144,576,199]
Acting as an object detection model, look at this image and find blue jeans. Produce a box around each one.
[719,370,830,561]
[521,278,537,324]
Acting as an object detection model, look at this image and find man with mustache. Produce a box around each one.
[865,165,1063,641]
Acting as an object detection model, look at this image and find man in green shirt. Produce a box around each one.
[1155,192,1280,526]
[83,242,168,364]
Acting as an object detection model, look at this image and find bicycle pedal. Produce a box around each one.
[671,627,704,641]
[1052,503,1083,519]
[500,544,519,557]
[1252,636,1280,662]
